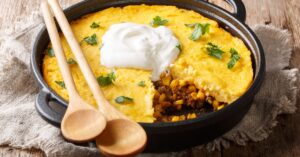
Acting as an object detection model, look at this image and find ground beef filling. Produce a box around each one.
[153,73,227,122]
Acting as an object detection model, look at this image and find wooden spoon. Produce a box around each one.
[47,0,147,156]
[41,0,106,143]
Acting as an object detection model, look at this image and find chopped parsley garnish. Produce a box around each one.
[227,48,241,69]
[90,22,100,28]
[138,81,146,87]
[185,23,210,41]
[47,48,55,57]
[115,96,134,104]
[97,72,116,86]
[206,42,224,59]
[67,58,77,65]
[184,23,197,28]
[176,43,182,52]
[83,34,98,45]
[55,81,65,89]
[150,16,168,26]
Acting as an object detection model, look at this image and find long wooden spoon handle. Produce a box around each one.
[41,0,78,99]
[47,0,125,120]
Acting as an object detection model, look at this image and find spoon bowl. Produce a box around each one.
[96,119,147,157]
[61,107,107,143]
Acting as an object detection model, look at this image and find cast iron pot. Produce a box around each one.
[31,0,265,153]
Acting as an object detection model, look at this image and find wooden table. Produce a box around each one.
[1,0,299,156]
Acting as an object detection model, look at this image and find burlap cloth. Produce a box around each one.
[0,9,298,157]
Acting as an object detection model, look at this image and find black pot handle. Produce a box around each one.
[226,0,246,22]
[204,0,246,22]
[35,89,65,127]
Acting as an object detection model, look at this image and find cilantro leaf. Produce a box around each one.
[83,34,98,45]
[184,23,196,28]
[90,22,100,28]
[67,58,77,65]
[206,42,224,59]
[202,23,210,34]
[227,48,241,69]
[138,81,146,87]
[176,43,182,52]
[115,96,134,104]
[189,24,202,41]
[150,16,168,26]
[97,72,116,86]
[108,72,116,81]
[185,23,210,41]
[55,81,66,89]
[47,48,55,57]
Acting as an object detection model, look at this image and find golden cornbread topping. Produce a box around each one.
[42,5,253,123]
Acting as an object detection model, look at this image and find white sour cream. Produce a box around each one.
[100,22,180,81]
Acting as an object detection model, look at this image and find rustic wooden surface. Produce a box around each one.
[0,0,299,156]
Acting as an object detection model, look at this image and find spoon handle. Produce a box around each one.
[47,0,125,120]
[41,0,78,100]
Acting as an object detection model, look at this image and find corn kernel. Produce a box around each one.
[172,94,177,100]
[179,80,186,87]
[154,91,160,100]
[191,92,198,100]
[212,100,219,109]
[171,116,180,122]
[170,79,179,89]
[162,75,172,86]
[159,93,166,102]
[179,115,186,120]
[206,97,213,104]
[174,99,184,105]
[187,85,196,93]
[217,105,225,110]
[187,113,197,119]
[197,91,205,102]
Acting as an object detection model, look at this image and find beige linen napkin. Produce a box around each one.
[0,10,298,157]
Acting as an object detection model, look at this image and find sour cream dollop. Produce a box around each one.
[100,22,180,81]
